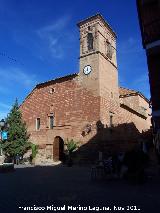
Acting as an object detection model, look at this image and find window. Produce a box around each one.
[106,42,113,59]
[36,118,40,130]
[109,115,113,127]
[109,112,114,127]
[49,88,55,94]
[49,116,54,129]
[87,33,93,51]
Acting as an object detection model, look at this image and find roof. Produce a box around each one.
[77,13,116,38]
[119,87,149,103]
[21,73,149,106]
[119,87,138,96]
[36,73,78,88]
[21,73,78,106]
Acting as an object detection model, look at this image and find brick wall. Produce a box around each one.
[20,76,151,161]
[20,76,100,148]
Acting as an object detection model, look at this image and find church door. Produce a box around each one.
[53,136,64,161]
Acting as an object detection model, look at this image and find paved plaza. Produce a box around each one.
[0,165,160,213]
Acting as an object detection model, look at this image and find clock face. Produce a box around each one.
[83,65,92,75]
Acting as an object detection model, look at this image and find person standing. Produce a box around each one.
[15,154,19,165]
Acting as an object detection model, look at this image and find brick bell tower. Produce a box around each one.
[77,14,119,104]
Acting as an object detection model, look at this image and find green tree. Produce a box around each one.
[2,99,30,157]
[66,139,78,166]
[66,139,78,155]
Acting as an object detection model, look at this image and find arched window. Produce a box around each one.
[106,42,113,59]
[87,33,93,51]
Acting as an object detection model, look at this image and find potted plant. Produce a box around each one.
[66,139,78,167]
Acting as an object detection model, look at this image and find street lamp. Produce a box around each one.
[0,119,5,156]
[0,119,5,128]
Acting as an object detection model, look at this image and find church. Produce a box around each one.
[20,14,151,163]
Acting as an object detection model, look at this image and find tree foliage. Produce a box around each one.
[66,139,78,155]
[31,143,38,159]
[2,99,30,157]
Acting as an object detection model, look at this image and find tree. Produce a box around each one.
[66,139,78,166]
[66,139,77,155]
[2,99,30,157]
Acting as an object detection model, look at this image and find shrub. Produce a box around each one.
[30,143,38,159]
[66,139,77,155]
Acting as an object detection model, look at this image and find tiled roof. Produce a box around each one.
[119,87,138,96]
[21,75,149,106]
[21,73,78,105]
[36,73,78,88]
[119,87,149,103]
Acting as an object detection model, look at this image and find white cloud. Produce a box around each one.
[118,37,143,55]
[118,36,150,99]
[0,102,11,110]
[132,74,150,99]
[0,111,9,120]
[0,102,11,119]
[37,15,71,37]
[36,15,72,59]
[0,67,37,88]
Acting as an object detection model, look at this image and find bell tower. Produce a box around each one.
[77,14,119,102]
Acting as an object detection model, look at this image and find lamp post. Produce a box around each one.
[0,119,5,156]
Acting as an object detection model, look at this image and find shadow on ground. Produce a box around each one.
[0,164,160,213]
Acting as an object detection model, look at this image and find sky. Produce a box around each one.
[0,0,150,119]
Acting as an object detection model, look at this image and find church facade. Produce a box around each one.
[20,14,151,162]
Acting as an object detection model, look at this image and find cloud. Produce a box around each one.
[0,111,9,120]
[0,67,37,88]
[36,15,73,59]
[118,37,143,55]
[0,102,11,119]
[0,67,38,118]
[37,15,71,37]
[131,74,150,99]
[118,36,150,99]
[0,102,11,110]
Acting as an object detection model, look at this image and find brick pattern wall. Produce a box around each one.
[20,77,100,148]
[20,76,151,161]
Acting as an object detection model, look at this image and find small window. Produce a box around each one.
[109,112,114,128]
[36,118,40,130]
[49,116,54,129]
[87,33,93,51]
[49,88,55,94]
[106,42,113,59]
[109,115,113,127]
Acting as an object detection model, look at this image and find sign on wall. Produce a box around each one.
[1,131,8,140]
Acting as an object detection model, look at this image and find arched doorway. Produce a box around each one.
[53,136,64,161]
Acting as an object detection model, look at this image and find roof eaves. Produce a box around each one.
[20,73,78,107]
[119,86,138,95]
[77,13,116,38]
[36,73,78,88]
